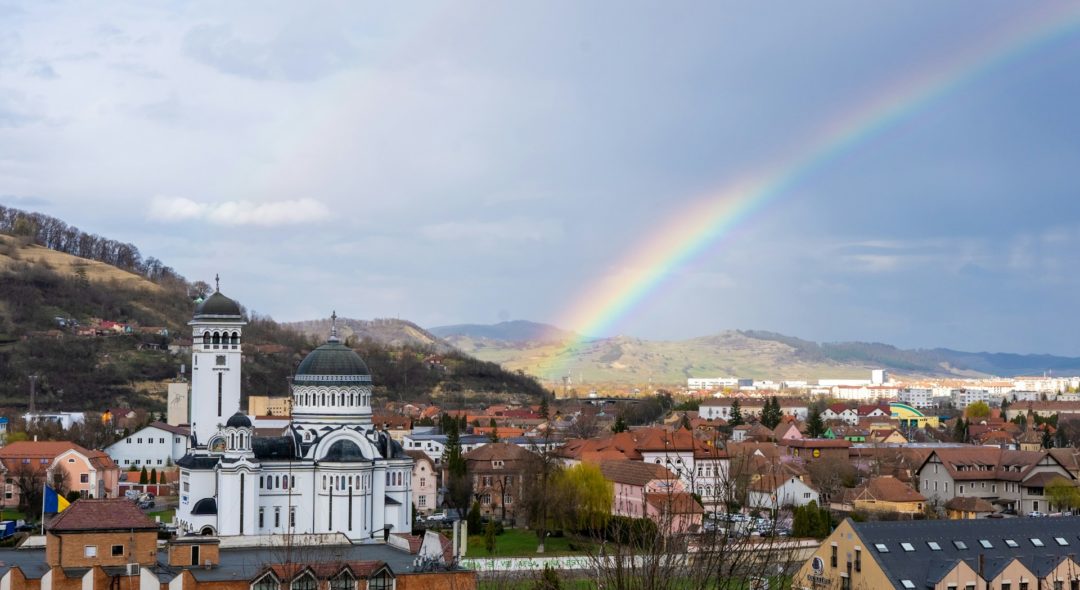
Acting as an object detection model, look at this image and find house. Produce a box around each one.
[869,429,908,444]
[405,451,438,516]
[782,438,851,462]
[747,474,819,510]
[0,441,121,508]
[851,476,925,516]
[105,422,190,469]
[916,447,1075,515]
[823,404,859,426]
[461,443,535,523]
[698,398,809,421]
[794,516,1080,590]
[945,496,996,519]
[773,421,803,442]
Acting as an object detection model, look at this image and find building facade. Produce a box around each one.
[175,293,412,542]
[104,422,189,468]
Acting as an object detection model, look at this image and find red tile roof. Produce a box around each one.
[599,460,676,486]
[47,498,157,532]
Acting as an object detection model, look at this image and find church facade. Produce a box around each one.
[175,288,413,542]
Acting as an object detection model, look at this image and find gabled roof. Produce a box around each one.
[944,496,995,513]
[462,442,534,462]
[47,499,157,532]
[919,447,1068,482]
[854,476,925,504]
[645,492,703,515]
[599,460,676,486]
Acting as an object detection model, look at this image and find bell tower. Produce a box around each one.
[189,275,246,447]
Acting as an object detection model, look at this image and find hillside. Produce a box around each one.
[434,323,1080,385]
[286,317,452,353]
[0,210,550,412]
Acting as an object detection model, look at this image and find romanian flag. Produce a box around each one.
[43,486,70,514]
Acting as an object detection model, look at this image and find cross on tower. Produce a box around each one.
[215,273,220,292]
[330,310,338,341]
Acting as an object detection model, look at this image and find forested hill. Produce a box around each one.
[0,207,549,412]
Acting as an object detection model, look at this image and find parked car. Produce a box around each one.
[426,512,447,522]
[1028,511,1046,518]
[138,500,156,509]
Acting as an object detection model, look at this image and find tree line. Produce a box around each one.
[0,204,185,287]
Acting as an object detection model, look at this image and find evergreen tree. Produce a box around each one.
[150,468,158,485]
[539,396,550,420]
[488,418,500,443]
[159,472,167,485]
[467,501,482,533]
[953,417,968,443]
[484,517,498,554]
[806,405,825,438]
[729,400,744,427]
[139,466,148,485]
[679,413,692,430]
[761,397,781,428]
[1000,397,1011,421]
[611,414,628,433]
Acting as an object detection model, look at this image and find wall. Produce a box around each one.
[792,520,893,590]
[46,531,158,568]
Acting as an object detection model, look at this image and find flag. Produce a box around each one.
[43,486,70,514]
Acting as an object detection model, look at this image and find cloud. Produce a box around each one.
[148,196,330,226]
[182,22,358,82]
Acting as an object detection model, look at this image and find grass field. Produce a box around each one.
[465,529,591,558]
[148,509,175,523]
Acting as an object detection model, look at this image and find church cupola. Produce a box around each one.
[291,311,374,425]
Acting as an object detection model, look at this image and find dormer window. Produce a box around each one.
[493,460,505,469]
[292,573,317,590]
[252,573,278,590]
[330,572,355,590]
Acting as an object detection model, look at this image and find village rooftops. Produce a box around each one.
[599,460,677,486]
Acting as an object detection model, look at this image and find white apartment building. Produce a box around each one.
[687,377,739,390]
[105,422,190,468]
[898,388,935,409]
[951,388,992,408]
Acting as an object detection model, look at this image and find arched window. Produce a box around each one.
[230,434,236,448]
[239,434,245,448]
[202,333,211,345]
[339,393,345,406]
[231,331,239,345]
[212,332,221,344]
[322,476,327,490]
[321,394,326,406]
[291,573,317,590]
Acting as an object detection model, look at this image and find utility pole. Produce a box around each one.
[28,374,39,413]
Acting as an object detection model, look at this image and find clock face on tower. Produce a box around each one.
[209,437,226,453]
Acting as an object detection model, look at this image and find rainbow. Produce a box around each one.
[540,5,1080,382]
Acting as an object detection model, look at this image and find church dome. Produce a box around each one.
[226,412,252,428]
[293,341,371,385]
[194,291,242,319]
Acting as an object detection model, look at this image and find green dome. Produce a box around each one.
[293,341,372,385]
[194,292,242,318]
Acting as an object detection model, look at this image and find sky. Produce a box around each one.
[2,2,1080,354]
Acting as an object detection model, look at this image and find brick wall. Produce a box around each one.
[168,542,220,567]
[46,530,158,567]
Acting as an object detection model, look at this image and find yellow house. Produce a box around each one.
[944,496,995,520]
[793,516,1080,590]
[851,476,925,515]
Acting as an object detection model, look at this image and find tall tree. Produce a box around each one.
[729,400,744,427]
[611,414,628,434]
[488,418,500,443]
[806,405,825,438]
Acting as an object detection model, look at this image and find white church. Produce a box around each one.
[175,285,413,541]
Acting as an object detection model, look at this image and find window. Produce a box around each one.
[290,507,296,528]
[1031,538,1045,547]
[259,508,265,528]
[216,355,226,366]
[901,582,916,590]
[900,542,915,552]
[330,574,354,590]
[1056,537,1070,546]
[274,507,281,528]
[111,544,124,556]
[84,545,97,558]
[419,495,427,507]
[874,543,889,553]
[80,474,89,483]
[292,574,317,590]
[1003,583,1011,590]
[953,540,967,550]
[191,545,200,566]
[979,539,993,548]
[854,548,861,572]
[831,545,838,567]
[1020,582,1029,590]
[1004,539,1018,547]
[368,572,394,590]
[138,438,143,444]
[253,574,278,590]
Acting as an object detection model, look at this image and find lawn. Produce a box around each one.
[465,529,591,558]
[148,509,175,523]
[0,509,26,522]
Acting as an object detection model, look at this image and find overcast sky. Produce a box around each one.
[2,2,1080,354]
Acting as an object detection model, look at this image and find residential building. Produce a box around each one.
[945,496,995,519]
[794,516,1080,590]
[462,442,534,523]
[105,422,190,468]
[246,395,293,417]
[600,460,681,520]
[898,387,934,409]
[0,441,120,508]
[851,476,925,516]
[405,451,437,516]
[51,447,121,500]
[916,447,1075,515]
[22,412,85,430]
[747,474,819,509]
[698,399,808,421]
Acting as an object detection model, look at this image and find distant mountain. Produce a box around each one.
[286,317,453,353]
[433,321,1080,385]
[429,320,575,344]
